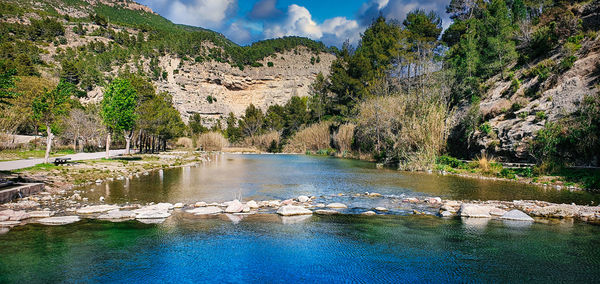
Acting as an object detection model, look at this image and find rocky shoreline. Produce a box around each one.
[1,192,599,233]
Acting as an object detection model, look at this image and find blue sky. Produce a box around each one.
[138,0,451,46]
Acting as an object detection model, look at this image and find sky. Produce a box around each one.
[137,0,452,47]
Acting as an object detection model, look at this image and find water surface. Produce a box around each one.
[85,154,600,205]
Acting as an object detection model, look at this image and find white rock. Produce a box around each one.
[276,205,313,216]
[194,201,207,207]
[315,209,340,215]
[97,210,136,220]
[225,200,244,213]
[0,221,21,227]
[326,203,347,209]
[440,211,453,217]
[459,204,493,218]
[76,205,119,214]
[0,216,8,222]
[374,207,388,211]
[28,211,55,218]
[500,209,534,221]
[242,205,251,213]
[95,179,103,184]
[186,206,223,215]
[137,218,165,224]
[173,203,184,208]
[136,212,171,219]
[268,200,281,207]
[297,195,310,203]
[361,211,377,216]
[489,208,508,216]
[246,200,259,209]
[37,216,80,225]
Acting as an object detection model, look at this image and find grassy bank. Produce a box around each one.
[0,149,76,161]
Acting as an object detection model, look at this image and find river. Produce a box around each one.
[1,154,599,283]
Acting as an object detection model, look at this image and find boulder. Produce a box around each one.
[97,210,136,220]
[500,209,534,221]
[314,209,340,215]
[297,195,310,203]
[459,204,493,218]
[367,192,382,197]
[361,211,377,216]
[374,207,388,211]
[281,199,294,206]
[246,200,259,209]
[441,201,461,212]
[186,206,223,215]
[76,205,119,214]
[37,216,80,225]
[173,203,184,208]
[225,200,244,213]
[136,211,171,219]
[268,200,281,207]
[276,205,313,216]
[326,203,347,209]
[531,205,579,218]
[489,208,508,216]
[426,197,442,204]
[403,197,419,203]
[194,201,207,207]
[440,210,454,217]
[0,210,30,221]
[0,216,8,222]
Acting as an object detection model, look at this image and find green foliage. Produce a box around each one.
[206,95,216,104]
[101,78,137,133]
[535,111,547,121]
[267,61,274,67]
[0,66,17,107]
[32,80,75,127]
[479,122,493,135]
[188,113,208,135]
[558,55,577,71]
[436,155,466,168]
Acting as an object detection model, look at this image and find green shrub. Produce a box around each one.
[479,122,492,135]
[267,61,274,67]
[436,155,465,168]
[558,55,576,71]
[535,111,547,121]
[499,168,516,179]
[518,111,529,119]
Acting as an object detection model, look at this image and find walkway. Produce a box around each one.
[0,149,130,171]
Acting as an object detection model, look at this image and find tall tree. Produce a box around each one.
[32,80,74,163]
[0,67,17,108]
[101,78,137,157]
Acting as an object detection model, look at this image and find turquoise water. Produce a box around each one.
[1,215,599,283]
[2,154,600,283]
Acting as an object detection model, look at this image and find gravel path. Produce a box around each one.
[0,150,130,171]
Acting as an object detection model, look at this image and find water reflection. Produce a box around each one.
[83,154,600,205]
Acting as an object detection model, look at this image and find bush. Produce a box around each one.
[333,123,355,153]
[196,132,228,151]
[535,111,547,121]
[283,121,331,153]
[558,55,576,71]
[479,122,492,135]
[267,61,274,67]
[436,155,465,168]
[175,137,193,149]
[242,131,281,152]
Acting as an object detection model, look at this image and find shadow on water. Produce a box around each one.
[83,154,600,205]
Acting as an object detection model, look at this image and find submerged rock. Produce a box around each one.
[361,211,377,216]
[277,205,313,216]
[326,203,347,209]
[374,207,388,212]
[186,206,223,215]
[501,210,534,221]
[136,211,171,219]
[76,205,119,214]
[37,216,80,225]
[281,214,312,224]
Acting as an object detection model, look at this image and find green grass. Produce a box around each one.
[15,163,58,173]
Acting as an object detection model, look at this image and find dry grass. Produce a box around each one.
[354,94,450,170]
[283,121,332,153]
[196,132,228,151]
[334,123,355,153]
[175,137,194,149]
[474,152,501,174]
[242,131,281,151]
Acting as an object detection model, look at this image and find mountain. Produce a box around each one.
[0,0,335,124]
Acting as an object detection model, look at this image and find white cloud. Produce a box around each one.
[224,21,253,44]
[264,4,362,46]
[166,0,237,29]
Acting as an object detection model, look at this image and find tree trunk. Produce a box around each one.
[44,123,53,164]
[124,129,132,155]
[105,133,111,159]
